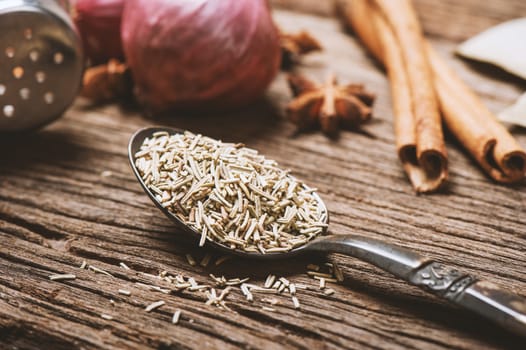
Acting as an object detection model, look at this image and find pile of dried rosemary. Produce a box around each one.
[135,131,327,253]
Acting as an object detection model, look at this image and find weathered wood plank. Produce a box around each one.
[1,1,525,349]
[274,0,526,41]
[271,0,336,17]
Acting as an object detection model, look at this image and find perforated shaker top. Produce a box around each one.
[0,0,83,131]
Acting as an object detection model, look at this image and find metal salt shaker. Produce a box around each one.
[0,0,83,132]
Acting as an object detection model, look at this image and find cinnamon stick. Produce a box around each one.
[344,0,526,184]
[427,46,526,183]
[346,0,448,192]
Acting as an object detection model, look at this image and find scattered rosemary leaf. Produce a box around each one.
[218,287,232,301]
[241,284,254,302]
[186,254,197,266]
[88,265,113,277]
[289,283,297,295]
[250,287,278,294]
[145,300,165,312]
[200,254,212,267]
[172,310,182,324]
[101,314,114,320]
[136,283,171,294]
[79,260,87,269]
[279,277,290,287]
[240,284,249,296]
[262,306,276,312]
[314,276,337,283]
[150,286,171,294]
[101,170,113,177]
[324,288,335,296]
[49,274,76,281]
[188,277,197,287]
[199,229,207,247]
[307,271,333,279]
[118,289,131,296]
[226,277,249,286]
[262,298,279,305]
[292,296,300,309]
[333,263,344,282]
[140,272,159,279]
[119,262,131,270]
[215,255,233,266]
[264,274,276,289]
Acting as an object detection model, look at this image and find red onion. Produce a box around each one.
[73,0,125,64]
[121,0,281,112]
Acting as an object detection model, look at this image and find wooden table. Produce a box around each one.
[1,1,525,349]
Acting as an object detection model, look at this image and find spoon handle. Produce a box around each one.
[307,235,526,336]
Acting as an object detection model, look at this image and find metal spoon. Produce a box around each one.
[129,126,526,337]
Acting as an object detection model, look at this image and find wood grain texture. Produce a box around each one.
[270,0,336,17]
[1,1,526,349]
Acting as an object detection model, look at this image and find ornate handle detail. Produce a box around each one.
[307,235,526,337]
[410,262,526,336]
[409,262,476,301]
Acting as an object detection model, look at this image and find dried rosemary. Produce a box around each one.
[172,310,182,324]
[145,300,165,312]
[135,131,327,253]
[49,274,76,281]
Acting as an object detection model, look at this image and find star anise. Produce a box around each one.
[81,59,132,103]
[280,30,323,69]
[286,74,376,135]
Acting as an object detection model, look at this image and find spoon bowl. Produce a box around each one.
[129,126,526,336]
[128,126,328,259]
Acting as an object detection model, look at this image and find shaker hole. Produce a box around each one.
[53,52,64,64]
[24,28,33,40]
[29,50,39,62]
[13,66,24,79]
[35,71,46,83]
[3,105,14,118]
[0,84,5,96]
[44,92,54,104]
[20,88,30,100]
[5,47,15,58]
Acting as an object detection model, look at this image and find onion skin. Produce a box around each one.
[74,0,125,64]
[121,0,281,112]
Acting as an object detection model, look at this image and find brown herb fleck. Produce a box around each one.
[280,30,323,69]
[81,59,131,103]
